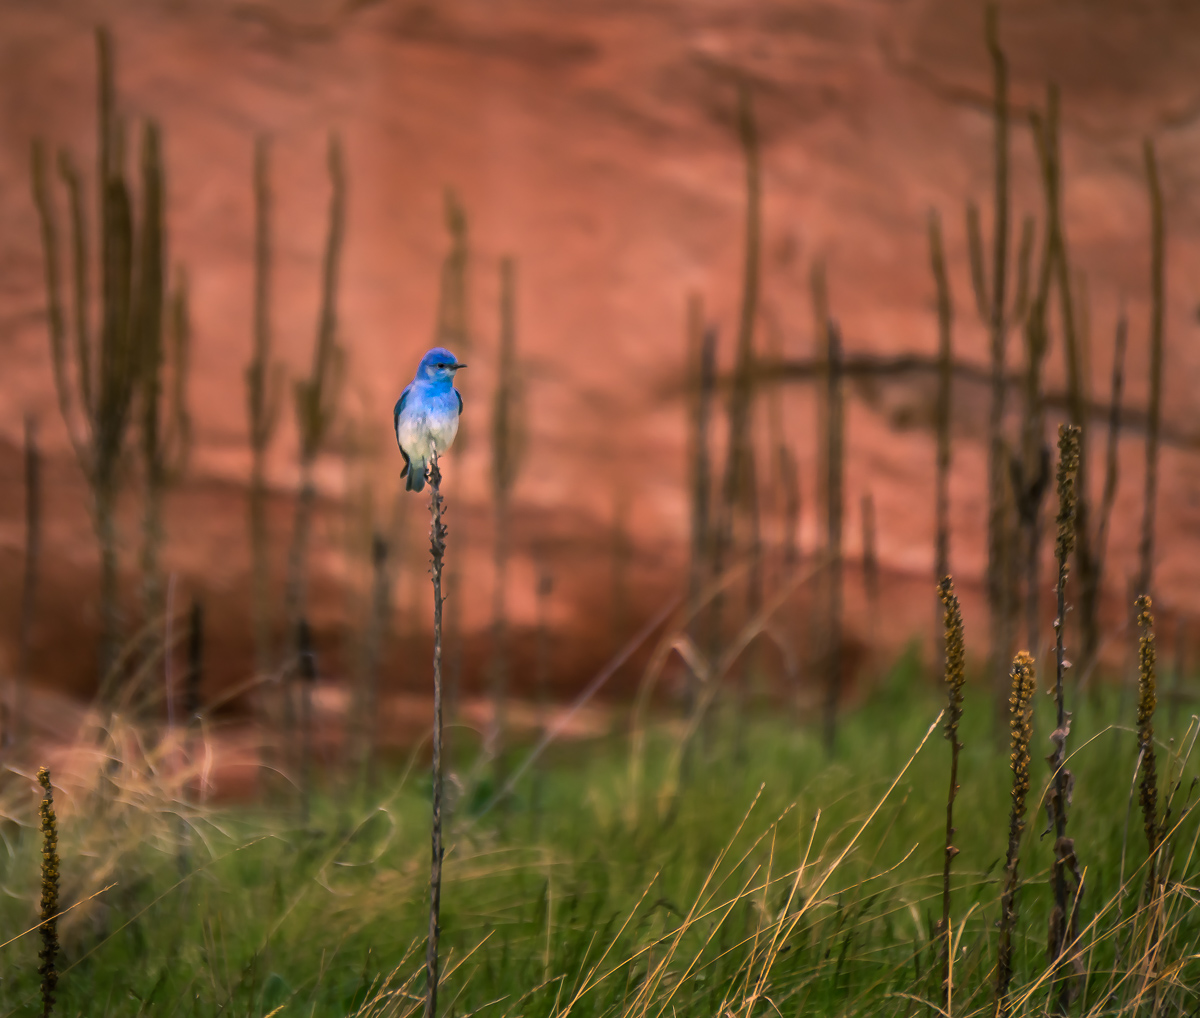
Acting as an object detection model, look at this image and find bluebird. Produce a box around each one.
[394,346,466,492]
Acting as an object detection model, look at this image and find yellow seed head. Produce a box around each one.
[1008,652,1036,824]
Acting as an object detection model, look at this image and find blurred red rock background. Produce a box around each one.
[2,0,1200,736]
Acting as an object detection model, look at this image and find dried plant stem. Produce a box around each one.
[37,767,60,1018]
[686,303,716,717]
[996,651,1036,1017]
[489,257,523,785]
[1138,139,1165,598]
[357,533,389,794]
[435,190,470,727]
[297,617,317,826]
[929,211,953,618]
[861,493,879,658]
[247,136,283,683]
[426,451,448,1018]
[1135,595,1160,881]
[31,29,147,687]
[14,415,41,752]
[282,136,345,778]
[975,3,1014,720]
[822,320,845,757]
[1048,424,1082,1014]
[937,576,965,1012]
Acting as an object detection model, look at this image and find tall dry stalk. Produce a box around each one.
[12,416,41,752]
[685,299,717,716]
[489,257,525,781]
[929,211,953,627]
[297,617,317,826]
[822,320,845,757]
[135,126,191,637]
[704,79,762,749]
[937,576,965,1012]
[1031,91,1126,687]
[1135,595,1161,885]
[31,28,159,686]
[281,135,346,767]
[968,2,1011,719]
[861,493,880,658]
[1048,423,1083,1013]
[995,651,1036,1017]
[355,532,390,794]
[425,451,449,1018]
[965,4,1033,722]
[436,191,471,724]
[245,136,285,682]
[1138,140,1165,599]
[37,767,60,1018]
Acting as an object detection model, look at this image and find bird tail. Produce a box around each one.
[406,459,427,492]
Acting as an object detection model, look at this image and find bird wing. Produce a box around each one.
[394,386,412,476]
[456,389,463,416]
[393,386,411,449]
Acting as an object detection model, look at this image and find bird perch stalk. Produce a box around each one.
[426,450,448,1018]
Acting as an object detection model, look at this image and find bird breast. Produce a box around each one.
[396,396,460,461]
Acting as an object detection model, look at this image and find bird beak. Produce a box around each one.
[453,363,467,370]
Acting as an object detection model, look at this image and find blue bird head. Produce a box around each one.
[417,346,467,384]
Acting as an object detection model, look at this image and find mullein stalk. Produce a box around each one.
[1048,424,1082,1014]
[425,451,449,1018]
[703,79,761,752]
[1136,595,1160,885]
[14,415,41,752]
[996,651,1036,1017]
[1135,593,1165,1008]
[436,191,471,726]
[282,136,346,779]
[822,319,845,756]
[31,29,149,688]
[686,300,716,719]
[966,3,1015,723]
[1138,140,1165,599]
[246,137,284,684]
[37,767,60,1018]
[929,211,953,640]
[937,576,965,1013]
[490,257,524,788]
[861,493,880,662]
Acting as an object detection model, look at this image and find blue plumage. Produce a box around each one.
[394,346,466,492]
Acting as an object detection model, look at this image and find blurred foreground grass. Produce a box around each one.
[2,651,1198,1017]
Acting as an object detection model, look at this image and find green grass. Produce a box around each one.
[2,654,1198,1017]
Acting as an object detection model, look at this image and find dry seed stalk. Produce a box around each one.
[686,300,716,716]
[281,135,345,779]
[31,29,156,685]
[995,651,1036,1017]
[822,320,845,757]
[862,493,880,657]
[246,136,285,682]
[937,577,965,1010]
[436,190,471,726]
[1136,595,1160,878]
[966,3,1022,719]
[1138,139,1165,598]
[13,415,41,751]
[425,450,448,1018]
[929,210,954,625]
[37,767,60,1018]
[489,256,525,785]
[1048,423,1083,1014]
